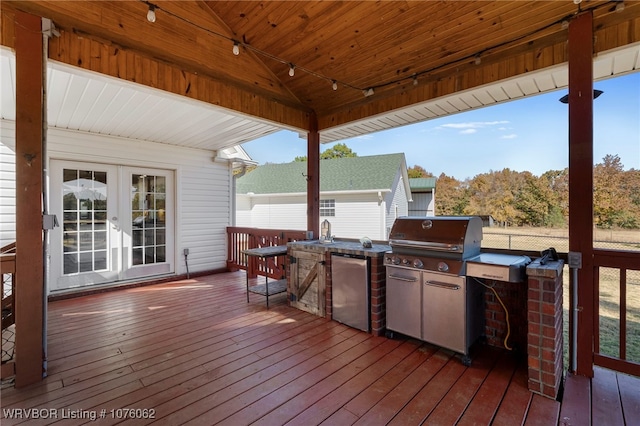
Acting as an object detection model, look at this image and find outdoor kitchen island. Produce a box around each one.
[286,239,390,336]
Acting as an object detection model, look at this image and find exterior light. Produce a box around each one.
[147,5,156,23]
[558,89,603,104]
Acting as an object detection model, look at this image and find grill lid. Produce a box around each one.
[388,216,483,257]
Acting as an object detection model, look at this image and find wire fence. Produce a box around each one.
[483,230,640,253]
[483,229,640,365]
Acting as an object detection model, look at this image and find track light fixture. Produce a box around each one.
[332,80,338,91]
[474,55,481,65]
[289,64,295,77]
[363,88,374,97]
[615,1,625,13]
[232,41,240,56]
[413,74,418,86]
[146,4,156,23]
[558,89,603,104]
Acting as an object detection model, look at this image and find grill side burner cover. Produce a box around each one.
[466,253,531,283]
[388,216,483,257]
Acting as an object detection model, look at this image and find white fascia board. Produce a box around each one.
[241,189,392,198]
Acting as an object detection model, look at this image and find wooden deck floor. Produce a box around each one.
[0,271,633,425]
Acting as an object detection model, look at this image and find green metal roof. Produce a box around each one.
[237,153,406,195]
[409,178,436,191]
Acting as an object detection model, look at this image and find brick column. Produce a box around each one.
[526,259,564,399]
[370,256,386,336]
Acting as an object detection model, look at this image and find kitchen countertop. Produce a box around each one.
[288,239,391,257]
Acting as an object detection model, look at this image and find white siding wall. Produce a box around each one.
[236,195,308,230]
[236,192,386,240]
[0,121,16,247]
[1,120,232,275]
[331,193,383,239]
[409,192,435,216]
[235,196,253,227]
[385,172,409,237]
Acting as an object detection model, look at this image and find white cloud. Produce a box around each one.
[438,120,509,130]
[460,129,477,135]
[501,134,517,139]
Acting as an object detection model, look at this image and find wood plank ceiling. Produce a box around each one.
[1,1,639,149]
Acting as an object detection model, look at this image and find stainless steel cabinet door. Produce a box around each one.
[385,267,422,340]
[422,272,466,353]
[332,255,368,332]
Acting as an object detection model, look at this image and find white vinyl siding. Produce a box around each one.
[409,192,435,216]
[386,172,409,237]
[236,192,386,240]
[0,121,16,247]
[332,193,382,239]
[1,120,232,277]
[237,195,308,230]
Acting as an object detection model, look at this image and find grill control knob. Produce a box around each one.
[413,259,424,269]
[437,261,449,273]
[392,256,401,265]
[402,258,411,265]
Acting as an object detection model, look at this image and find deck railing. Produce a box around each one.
[592,249,640,376]
[1,242,16,379]
[226,227,312,279]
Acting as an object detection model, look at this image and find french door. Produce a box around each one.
[50,160,174,291]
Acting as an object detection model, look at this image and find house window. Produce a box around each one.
[320,199,335,217]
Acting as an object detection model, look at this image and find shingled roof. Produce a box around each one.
[237,153,407,195]
[409,178,436,192]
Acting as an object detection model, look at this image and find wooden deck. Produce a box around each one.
[0,271,634,425]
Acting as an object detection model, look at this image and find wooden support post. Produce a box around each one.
[568,11,595,378]
[307,113,320,239]
[14,10,46,387]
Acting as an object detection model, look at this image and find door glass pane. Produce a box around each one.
[131,174,167,266]
[62,168,109,274]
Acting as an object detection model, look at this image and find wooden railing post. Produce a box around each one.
[1,244,17,380]
[247,234,258,279]
[226,227,312,278]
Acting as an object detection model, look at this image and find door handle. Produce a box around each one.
[424,280,460,290]
[389,274,418,282]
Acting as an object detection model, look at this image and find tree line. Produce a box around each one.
[410,154,640,229]
[254,143,639,229]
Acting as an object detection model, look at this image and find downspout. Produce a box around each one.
[40,19,60,378]
[232,164,249,227]
[216,155,256,226]
[41,18,49,379]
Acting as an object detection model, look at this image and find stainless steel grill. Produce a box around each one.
[384,216,484,365]
[386,216,482,274]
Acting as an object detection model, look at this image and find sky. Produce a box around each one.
[242,73,640,181]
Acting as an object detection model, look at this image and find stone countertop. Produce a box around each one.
[288,239,391,258]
